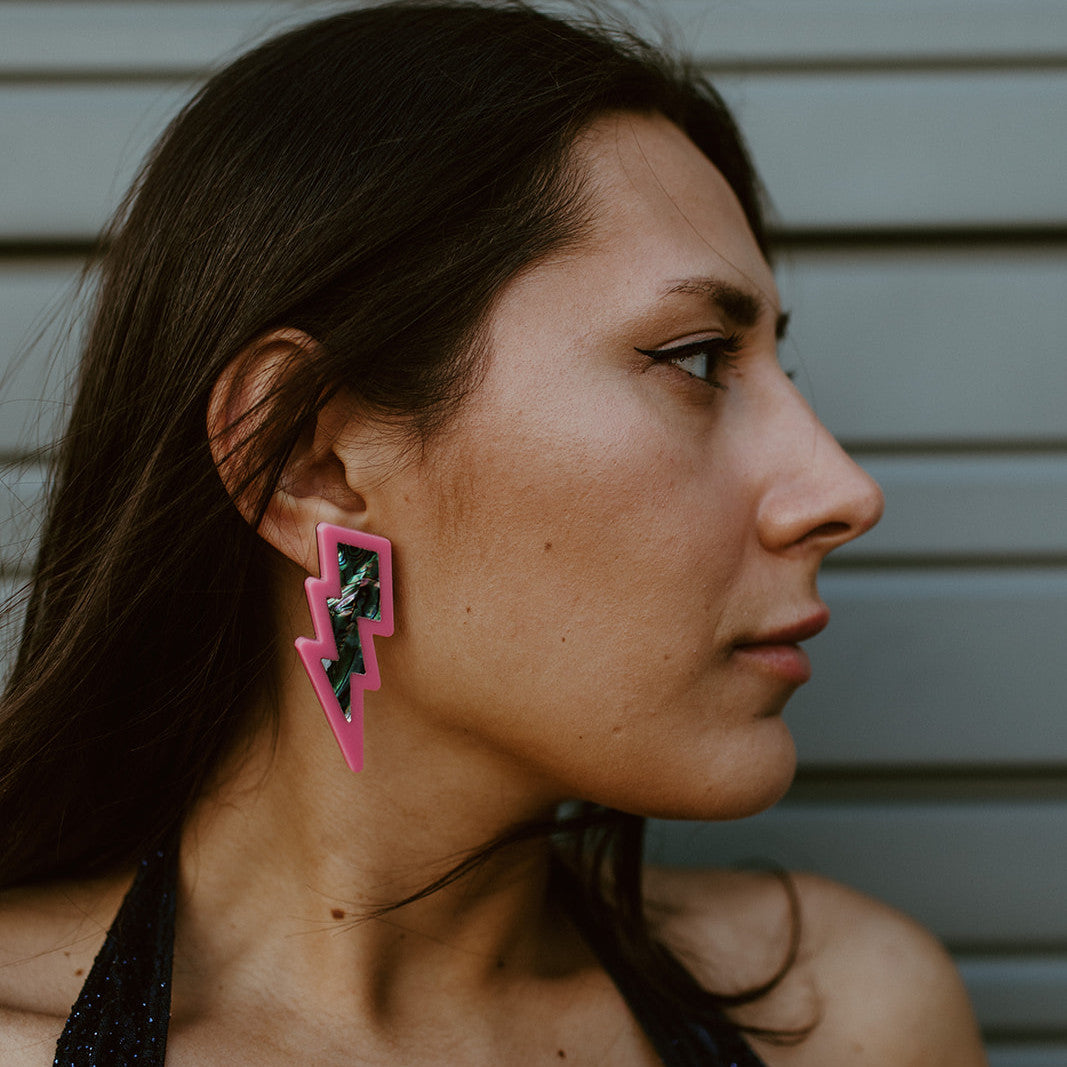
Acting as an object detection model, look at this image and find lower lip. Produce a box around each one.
[732,643,812,685]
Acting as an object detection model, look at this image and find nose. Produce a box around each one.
[756,396,884,557]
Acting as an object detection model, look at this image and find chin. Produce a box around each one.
[634,722,798,823]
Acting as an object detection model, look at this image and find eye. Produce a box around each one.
[634,334,743,391]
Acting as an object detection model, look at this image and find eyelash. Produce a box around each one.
[634,333,744,391]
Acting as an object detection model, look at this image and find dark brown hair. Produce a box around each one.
[0,0,795,1043]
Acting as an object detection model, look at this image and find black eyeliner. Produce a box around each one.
[634,335,742,391]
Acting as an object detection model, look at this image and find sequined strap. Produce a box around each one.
[54,839,178,1066]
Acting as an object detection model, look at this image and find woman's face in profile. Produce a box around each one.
[363,112,883,819]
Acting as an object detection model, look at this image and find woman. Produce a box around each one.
[0,3,985,1063]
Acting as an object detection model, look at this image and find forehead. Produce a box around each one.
[488,112,779,343]
[572,111,776,301]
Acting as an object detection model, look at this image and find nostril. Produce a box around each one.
[809,520,851,543]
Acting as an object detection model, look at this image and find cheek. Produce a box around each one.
[383,398,747,723]
[369,396,794,819]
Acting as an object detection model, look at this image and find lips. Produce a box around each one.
[736,606,831,649]
[730,606,830,686]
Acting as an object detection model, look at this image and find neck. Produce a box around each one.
[175,642,574,1030]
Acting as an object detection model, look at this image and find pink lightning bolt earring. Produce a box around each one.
[294,522,394,771]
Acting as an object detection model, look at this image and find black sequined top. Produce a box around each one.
[54,842,176,1065]
[53,842,768,1067]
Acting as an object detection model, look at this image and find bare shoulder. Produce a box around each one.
[644,866,987,1066]
[0,871,129,1065]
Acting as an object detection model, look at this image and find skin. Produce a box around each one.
[0,112,986,1065]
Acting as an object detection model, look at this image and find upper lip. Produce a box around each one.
[735,606,831,647]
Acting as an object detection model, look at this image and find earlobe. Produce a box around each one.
[206,328,371,576]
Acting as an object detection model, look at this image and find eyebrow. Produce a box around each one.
[663,277,789,340]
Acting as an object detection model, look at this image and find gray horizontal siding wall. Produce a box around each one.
[1,2,1065,1061]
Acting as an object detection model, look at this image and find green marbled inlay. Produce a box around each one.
[321,544,381,721]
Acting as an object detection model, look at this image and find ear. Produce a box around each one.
[207,328,374,576]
